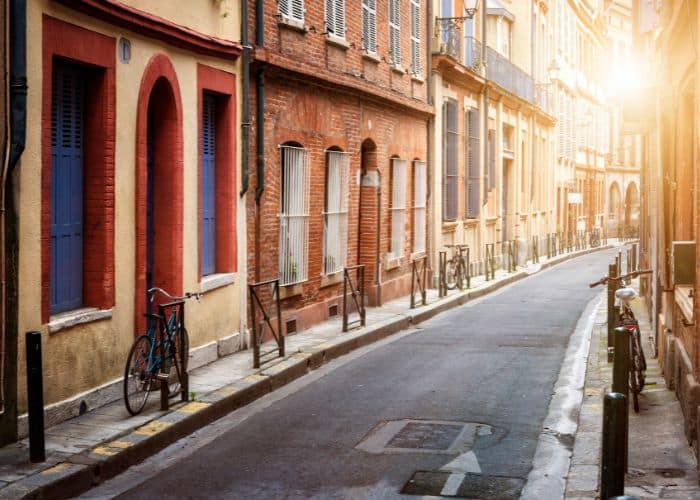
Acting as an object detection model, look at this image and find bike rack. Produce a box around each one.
[342,265,366,332]
[485,243,495,281]
[438,251,447,297]
[531,236,539,264]
[460,246,471,289]
[249,278,284,369]
[508,240,518,271]
[157,300,189,410]
[410,256,428,308]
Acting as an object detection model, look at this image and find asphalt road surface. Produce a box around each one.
[85,249,614,499]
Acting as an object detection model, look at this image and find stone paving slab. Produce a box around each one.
[564,277,699,499]
[0,243,617,499]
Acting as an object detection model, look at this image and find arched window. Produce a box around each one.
[323,148,350,274]
[279,142,309,285]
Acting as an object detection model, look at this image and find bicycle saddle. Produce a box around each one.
[615,287,638,300]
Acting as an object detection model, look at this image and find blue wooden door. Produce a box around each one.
[201,93,217,276]
[50,61,85,314]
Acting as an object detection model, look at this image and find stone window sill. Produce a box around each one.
[326,34,349,50]
[390,63,406,75]
[463,219,478,227]
[200,272,236,294]
[320,272,344,288]
[442,221,458,232]
[278,17,307,33]
[280,282,304,299]
[49,307,113,334]
[411,73,425,84]
[384,256,401,270]
[362,52,381,64]
[410,251,427,262]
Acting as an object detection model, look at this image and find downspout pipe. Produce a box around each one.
[8,0,26,171]
[239,0,250,196]
[253,0,265,282]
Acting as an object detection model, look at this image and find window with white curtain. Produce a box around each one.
[389,0,401,65]
[323,150,350,274]
[325,0,346,38]
[279,0,305,22]
[390,158,407,258]
[279,144,310,285]
[362,0,377,53]
[410,0,421,75]
[413,160,427,253]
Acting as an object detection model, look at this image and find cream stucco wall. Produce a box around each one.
[17,0,245,413]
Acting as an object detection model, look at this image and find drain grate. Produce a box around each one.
[402,471,524,498]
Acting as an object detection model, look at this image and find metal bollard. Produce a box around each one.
[632,243,638,272]
[25,331,45,462]
[613,326,630,471]
[607,262,618,363]
[438,251,447,298]
[601,392,627,500]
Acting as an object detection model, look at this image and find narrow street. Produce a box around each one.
[82,250,614,499]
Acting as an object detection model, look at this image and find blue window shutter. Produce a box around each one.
[201,93,217,276]
[50,61,84,313]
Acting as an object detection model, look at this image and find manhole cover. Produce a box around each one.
[402,471,524,498]
[356,419,493,455]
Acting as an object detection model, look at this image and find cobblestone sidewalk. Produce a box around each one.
[566,283,699,499]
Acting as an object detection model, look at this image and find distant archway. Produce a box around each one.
[608,182,622,234]
[624,182,640,234]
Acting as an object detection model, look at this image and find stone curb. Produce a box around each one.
[6,244,618,500]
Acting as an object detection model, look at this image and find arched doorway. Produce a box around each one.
[358,139,380,305]
[608,182,621,235]
[135,55,184,332]
[625,182,640,236]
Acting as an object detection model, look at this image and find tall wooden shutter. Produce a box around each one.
[389,0,401,65]
[51,61,85,313]
[410,0,421,75]
[443,100,458,221]
[201,93,217,276]
[326,0,345,37]
[466,108,480,218]
[362,0,377,53]
[484,129,495,205]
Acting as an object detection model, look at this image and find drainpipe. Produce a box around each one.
[481,2,488,263]
[239,0,250,196]
[375,174,382,307]
[253,0,265,282]
[0,0,26,444]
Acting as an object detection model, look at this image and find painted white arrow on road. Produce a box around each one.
[439,451,481,496]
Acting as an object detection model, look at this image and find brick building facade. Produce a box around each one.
[247,0,432,334]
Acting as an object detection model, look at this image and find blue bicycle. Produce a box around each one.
[123,287,200,415]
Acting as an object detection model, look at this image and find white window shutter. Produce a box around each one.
[389,0,401,65]
[335,0,345,37]
[410,0,421,75]
[362,0,377,53]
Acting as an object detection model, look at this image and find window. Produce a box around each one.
[279,0,304,22]
[390,158,407,258]
[325,0,345,38]
[279,144,310,285]
[443,99,458,221]
[389,0,401,65]
[465,108,480,218]
[413,160,427,253]
[323,150,350,274]
[201,93,217,276]
[362,0,377,53]
[410,0,421,75]
[51,61,86,313]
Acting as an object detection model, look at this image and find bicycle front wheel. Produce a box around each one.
[124,335,153,416]
[166,327,189,397]
[445,260,458,290]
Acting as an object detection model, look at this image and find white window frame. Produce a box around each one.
[323,150,350,275]
[389,0,401,65]
[279,0,305,23]
[389,158,407,259]
[325,0,346,38]
[412,160,427,253]
[410,0,421,75]
[279,144,310,286]
[362,0,377,54]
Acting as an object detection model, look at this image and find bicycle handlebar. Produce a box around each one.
[147,287,201,303]
[588,269,652,288]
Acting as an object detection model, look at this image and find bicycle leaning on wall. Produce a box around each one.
[444,244,469,290]
[123,287,201,415]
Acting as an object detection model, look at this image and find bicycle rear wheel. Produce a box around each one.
[124,335,153,416]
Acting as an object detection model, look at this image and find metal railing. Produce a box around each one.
[249,278,284,369]
[433,19,483,73]
[503,240,517,272]
[531,236,539,264]
[486,47,534,103]
[485,243,496,281]
[342,265,366,332]
[410,256,428,309]
[438,251,448,298]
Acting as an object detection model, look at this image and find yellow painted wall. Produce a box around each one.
[17,0,244,412]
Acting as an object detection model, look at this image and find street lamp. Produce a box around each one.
[547,59,560,83]
[464,0,480,19]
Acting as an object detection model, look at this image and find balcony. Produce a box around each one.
[433,18,482,73]
[485,46,534,103]
[534,83,554,115]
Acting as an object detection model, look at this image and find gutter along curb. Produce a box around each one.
[1,243,617,500]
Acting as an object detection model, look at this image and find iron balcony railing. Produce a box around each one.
[485,46,534,103]
[535,82,554,116]
[433,18,483,73]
